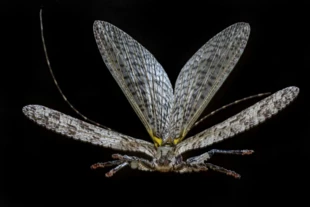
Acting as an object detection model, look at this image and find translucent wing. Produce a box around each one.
[93,21,173,146]
[175,86,299,155]
[171,23,251,143]
[23,105,156,157]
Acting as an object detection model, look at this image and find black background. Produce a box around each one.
[1,1,309,206]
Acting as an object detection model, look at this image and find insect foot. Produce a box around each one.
[205,163,241,179]
[90,160,129,177]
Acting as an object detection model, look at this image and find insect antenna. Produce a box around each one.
[39,9,113,131]
[191,92,271,129]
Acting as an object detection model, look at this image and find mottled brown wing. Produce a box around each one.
[171,23,251,143]
[93,21,173,146]
[175,86,299,155]
[23,105,156,157]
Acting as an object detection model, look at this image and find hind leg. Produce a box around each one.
[175,163,240,178]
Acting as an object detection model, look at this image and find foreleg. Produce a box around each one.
[90,160,123,169]
[91,154,155,177]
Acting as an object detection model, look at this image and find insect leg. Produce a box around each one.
[90,160,123,169]
[208,149,254,156]
[111,153,135,160]
[175,163,208,173]
[205,163,241,179]
[111,154,155,171]
[187,149,253,164]
[105,162,129,177]
[175,162,239,178]
[90,154,153,177]
[90,160,129,177]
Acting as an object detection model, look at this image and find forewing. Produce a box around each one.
[175,86,299,155]
[93,21,173,145]
[171,23,250,143]
[23,105,156,157]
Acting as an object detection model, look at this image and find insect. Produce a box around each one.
[23,9,299,178]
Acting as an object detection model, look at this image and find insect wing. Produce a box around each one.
[93,21,173,145]
[23,105,156,157]
[175,86,299,155]
[171,23,250,143]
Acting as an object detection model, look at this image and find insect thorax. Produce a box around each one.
[153,146,182,172]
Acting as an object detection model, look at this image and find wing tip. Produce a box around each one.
[93,20,113,31]
[93,20,106,33]
[22,104,34,115]
[93,20,101,32]
[223,22,250,41]
[285,86,300,98]
[275,86,300,107]
[93,20,103,26]
[22,104,44,117]
[239,22,251,36]
[231,22,250,31]
[237,21,250,27]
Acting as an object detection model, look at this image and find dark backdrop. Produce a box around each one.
[1,1,309,206]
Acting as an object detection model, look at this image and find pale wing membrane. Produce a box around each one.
[23,105,156,157]
[175,86,299,155]
[93,21,173,143]
[171,23,250,142]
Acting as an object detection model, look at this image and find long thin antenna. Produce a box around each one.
[39,9,113,131]
[191,92,271,129]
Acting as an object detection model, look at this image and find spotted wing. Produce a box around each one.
[171,23,251,143]
[175,86,299,155]
[93,21,173,145]
[23,105,156,157]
